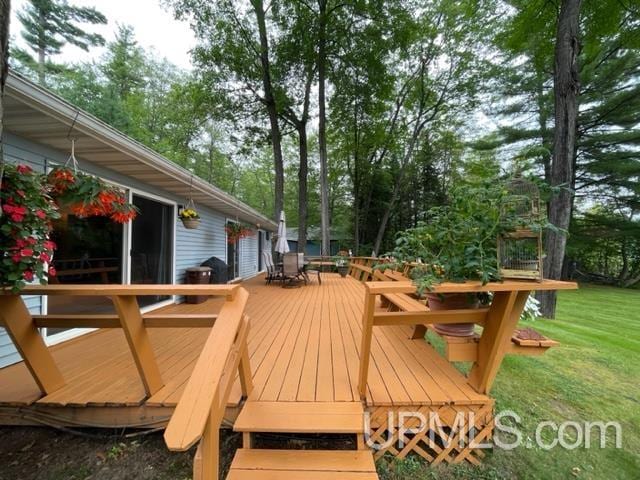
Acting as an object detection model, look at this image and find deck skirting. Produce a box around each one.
[367,401,494,465]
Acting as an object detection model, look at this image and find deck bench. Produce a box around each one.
[372,267,560,359]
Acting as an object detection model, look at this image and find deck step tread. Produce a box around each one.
[226,449,378,479]
[233,401,365,434]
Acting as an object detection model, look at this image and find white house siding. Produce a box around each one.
[1,132,267,368]
[239,233,259,279]
[175,207,227,284]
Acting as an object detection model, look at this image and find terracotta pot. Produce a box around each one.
[426,293,479,337]
[181,218,200,229]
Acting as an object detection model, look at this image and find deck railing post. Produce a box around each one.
[468,291,529,393]
[358,287,377,400]
[196,402,220,480]
[112,295,164,396]
[0,296,65,394]
[238,316,253,400]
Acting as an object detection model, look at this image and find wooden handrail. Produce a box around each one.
[2,284,240,298]
[365,279,578,295]
[164,287,252,480]
[0,283,240,399]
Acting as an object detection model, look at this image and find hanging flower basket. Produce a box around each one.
[225,223,253,244]
[180,211,201,230]
[178,202,200,229]
[48,167,138,224]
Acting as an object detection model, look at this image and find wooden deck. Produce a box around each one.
[0,274,488,420]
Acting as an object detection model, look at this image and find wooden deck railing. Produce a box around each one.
[348,257,381,282]
[0,284,240,397]
[0,283,252,479]
[357,280,577,398]
[164,287,252,480]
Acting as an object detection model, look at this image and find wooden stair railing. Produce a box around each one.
[164,287,252,480]
[0,284,240,397]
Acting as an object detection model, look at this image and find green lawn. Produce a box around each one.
[378,284,640,480]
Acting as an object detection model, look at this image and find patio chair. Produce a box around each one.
[282,252,304,287]
[263,251,282,284]
[262,251,273,284]
[301,253,322,285]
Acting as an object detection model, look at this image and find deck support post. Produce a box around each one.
[468,291,530,393]
[237,315,253,400]
[112,295,163,396]
[358,290,377,400]
[0,296,65,395]
[196,409,219,480]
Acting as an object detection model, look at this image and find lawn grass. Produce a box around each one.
[378,284,640,479]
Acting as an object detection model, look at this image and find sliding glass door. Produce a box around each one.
[226,220,240,280]
[130,194,174,308]
[47,213,124,342]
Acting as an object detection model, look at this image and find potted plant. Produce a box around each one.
[335,256,349,277]
[1,164,60,292]
[179,207,201,229]
[48,167,138,223]
[225,222,253,244]
[383,180,550,337]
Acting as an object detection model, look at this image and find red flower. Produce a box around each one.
[15,238,27,249]
[35,210,46,219]
[39,252,51,263]
[17,165,32,174]
[26,237,37,245]
[110,210,137,224]
[23,270,34,282]
[48,266,57,277]
[43,240,57,251]
[20,248,34,257]
[10,213,24,223]
[11,253,21,263]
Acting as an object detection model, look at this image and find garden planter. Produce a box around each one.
[181,218,200,229]
[337,266,349,278]
[426,293,479,337]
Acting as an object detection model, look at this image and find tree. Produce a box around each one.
[13,0,106,85]
[170,0,285,222]
[1,0,10,191]
[272,0,317,252]
[536,0,582,318]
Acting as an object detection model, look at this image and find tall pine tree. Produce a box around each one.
[13,0,106,84]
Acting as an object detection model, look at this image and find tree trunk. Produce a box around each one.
[297,124,308,253]
[1,0,10,176]
[536,0,582,318]
[252,0,284,222]
[37,7,46,85]
[317,0,330,255]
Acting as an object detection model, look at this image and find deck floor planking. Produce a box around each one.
[0,274,491,427]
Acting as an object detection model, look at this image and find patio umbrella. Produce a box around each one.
[275,210,290,254]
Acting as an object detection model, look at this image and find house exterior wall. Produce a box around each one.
[1,132,265,368]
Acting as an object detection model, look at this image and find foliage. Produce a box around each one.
[48,167,137,224]
[12,0,106,84]
[383,180,551,293]
[225,223,253,244]
[178,208,200,220]
[0,164,59,291]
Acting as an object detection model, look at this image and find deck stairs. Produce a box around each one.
[227,400,379,479]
